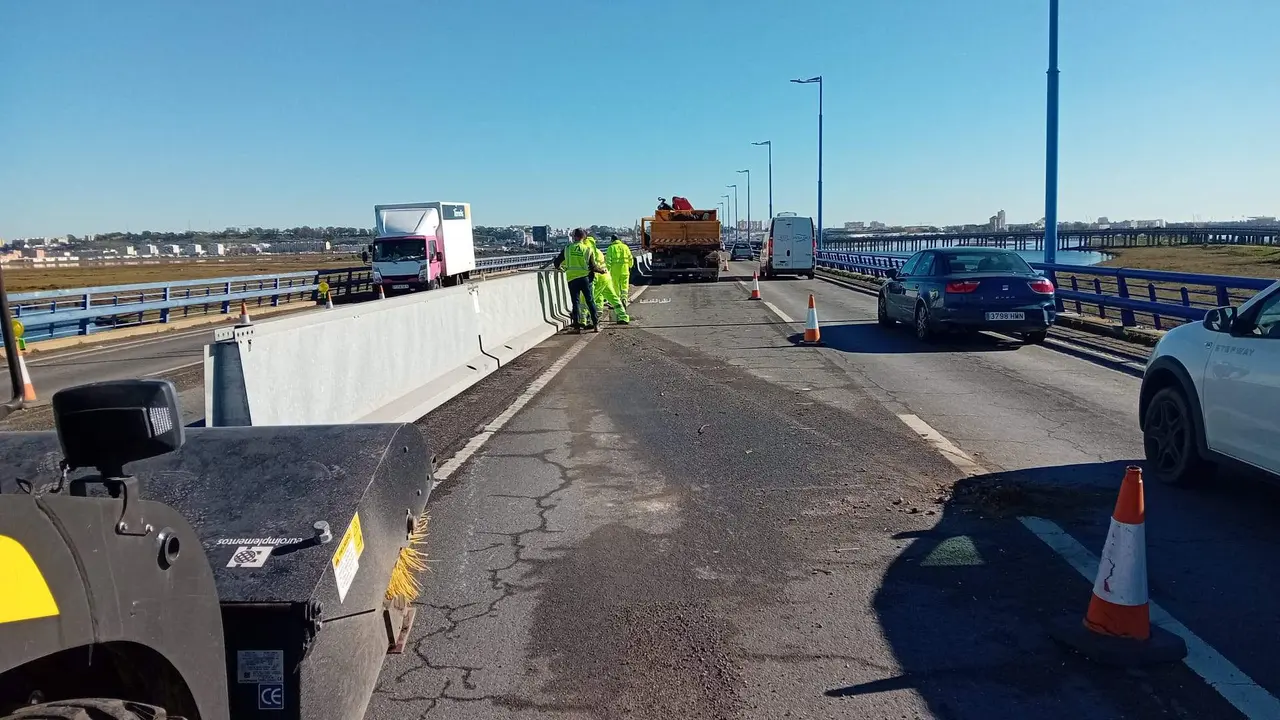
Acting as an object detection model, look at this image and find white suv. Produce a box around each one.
[1139,279,1280,485]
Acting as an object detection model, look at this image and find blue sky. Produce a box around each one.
[2,0,1276,238]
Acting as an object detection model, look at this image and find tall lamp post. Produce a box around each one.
[737,169,751,245]
[726,184,739,239]
[752,141,772,220]
[720,194,731,243]
[791,76,823,248]
[1043,0,1060,264]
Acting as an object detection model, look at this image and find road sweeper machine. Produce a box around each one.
[0,268,436,720]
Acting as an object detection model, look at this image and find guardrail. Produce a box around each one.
[816,250,1276,330]
[2,252,578,346]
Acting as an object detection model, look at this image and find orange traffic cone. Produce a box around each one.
[237,301,251,325]
[325,294,334,310]
[800,294,822,345]
[750,272,761,300]
[377,285,386,300]
[16,348,35,402]
[1049,466,1187,666]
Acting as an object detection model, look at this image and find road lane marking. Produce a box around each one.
[1019,516,1280,720]
[895,413,988,477]
[763,302,794,323]
[897,413,1279,716]
[433,284,648,486]
[143,360,204,377]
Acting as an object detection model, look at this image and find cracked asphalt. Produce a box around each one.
[363,269,1272,719]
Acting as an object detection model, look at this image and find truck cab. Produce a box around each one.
[372,202,477,293]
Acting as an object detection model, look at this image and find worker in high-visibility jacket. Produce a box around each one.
[585,234,629,325]
[554,228,603,332]
[605,235,634,305]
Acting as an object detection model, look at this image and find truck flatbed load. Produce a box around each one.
[640,207,722,283]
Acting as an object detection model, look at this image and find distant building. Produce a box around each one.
[211,243,227,256]
[997,209,1007,231]
[843,221,866,230]
[185,243,205,256]
[123,246,138,256]
[868,221,886,230]
[165,244,181,255]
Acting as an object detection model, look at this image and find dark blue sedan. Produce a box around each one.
[877,247,1056,344]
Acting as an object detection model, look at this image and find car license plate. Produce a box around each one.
[392,284,409,290]
[986,311,1025,321]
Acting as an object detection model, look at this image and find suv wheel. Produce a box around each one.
[1143,386,1207,485]
[914,303,936,342]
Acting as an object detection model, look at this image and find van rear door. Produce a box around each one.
[772,217,815,269]
[790,217,815,269]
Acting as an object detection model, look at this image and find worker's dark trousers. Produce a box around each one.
[568,276,598,329]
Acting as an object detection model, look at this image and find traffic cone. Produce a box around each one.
[237,301,251,325]
[749,272,761,300]
[377,285,386,300]
[1049,465,1187,666]
[800,294,822,345]
[325,294,334,310]
[16,348,35,402]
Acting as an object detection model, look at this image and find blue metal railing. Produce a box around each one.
[816,250,1277,330]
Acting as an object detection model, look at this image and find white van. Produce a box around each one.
[760,214,816,279]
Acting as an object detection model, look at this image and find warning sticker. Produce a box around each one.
[237,650,283,684]
[226,546,273,568]
[331,513,364,603]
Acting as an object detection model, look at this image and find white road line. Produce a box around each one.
[25,326,217,365]
[1019,516,1280,720]
[763,301,794,324]
[895,413,988,477]
[433,284,648,485]
[142,360,204,377]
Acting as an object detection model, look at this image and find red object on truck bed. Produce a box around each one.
[671,196,694,211]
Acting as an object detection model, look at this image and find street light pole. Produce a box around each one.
[737,169,751,246]
[727,184,739,239]
[752,141,772,220]
[1043,0,1060,264]
[721,194,731,242]
[791,76,823,248]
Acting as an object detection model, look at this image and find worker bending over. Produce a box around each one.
[554,228,604,332]
[587,234,629,325]
[605,235,634,305]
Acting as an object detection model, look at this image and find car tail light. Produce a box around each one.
[945,280,981,293]
[1028,278,1055,294]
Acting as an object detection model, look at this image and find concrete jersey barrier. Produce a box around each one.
[206,270,569,426]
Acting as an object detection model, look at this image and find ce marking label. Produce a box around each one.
[258,683,284,711]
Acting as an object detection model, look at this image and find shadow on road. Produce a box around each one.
[826,460,1245,718]
[788,322,1026,354]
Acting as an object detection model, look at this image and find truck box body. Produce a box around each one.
[641,208,721,282]
[372,202,477,292]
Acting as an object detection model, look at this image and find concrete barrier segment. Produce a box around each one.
[476,273,557,366]
[205,272,568,426]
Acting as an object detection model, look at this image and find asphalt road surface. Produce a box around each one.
[364,266,1275,719]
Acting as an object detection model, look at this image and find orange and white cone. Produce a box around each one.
[16,348,35,402]
[1049,465,1187,666]
[800,294,822,345]
[750,272,761,300]
[377,285,386,300]
[325,295,334,310]
[237,301,251,325]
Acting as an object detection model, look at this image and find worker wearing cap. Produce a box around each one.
[605,235,634,306]
[554,228,602,332]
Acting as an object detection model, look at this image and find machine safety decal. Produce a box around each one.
[226,546,273,568]
[0,536,59,624]
[332,512,365,603]
[237,649,284,684]
[258,683,284,711]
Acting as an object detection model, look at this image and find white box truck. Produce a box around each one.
[370,202,477,293]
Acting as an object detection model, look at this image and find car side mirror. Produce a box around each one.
[1204,306,1237,333]
[886,269,899,280]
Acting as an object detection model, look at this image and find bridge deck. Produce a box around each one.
[365,266,1272,719]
